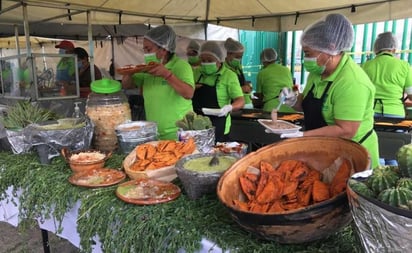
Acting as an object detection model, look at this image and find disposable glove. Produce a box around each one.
[280,87,297,107]
[218,105,233,117]
[280,131,304,138]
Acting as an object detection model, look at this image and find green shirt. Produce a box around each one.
[256,63,295,112]
[193,65,244,134]
[132,54,194,140]
[362,53,412,117]
[223,61,243,78]
[1,68,13,92]
[56,57,75,82]
[303,53,379,168]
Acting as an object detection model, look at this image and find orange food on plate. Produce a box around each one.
[129,138,196,172]
[278,114,304,121]
[116,62,159,75]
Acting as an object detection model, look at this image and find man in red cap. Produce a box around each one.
[55,40,76,87]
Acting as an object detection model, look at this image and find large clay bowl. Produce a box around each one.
[217,137,370,244]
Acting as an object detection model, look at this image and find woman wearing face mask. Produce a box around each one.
[223,38,252,105]
[186,39,201,69]
[255,48,295,113]
[278,13,380,169]
[74,47,102,98]
[192,41,245,142]
[122,25,195,140]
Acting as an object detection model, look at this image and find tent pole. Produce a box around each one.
[22,3,36,99]
[14,25,21,66]
[204,22,208,40]
[87,11,95,82]
[110,36,115,79]
[22,4,31,57]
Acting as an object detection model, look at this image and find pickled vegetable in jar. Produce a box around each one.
[86,79,131,152]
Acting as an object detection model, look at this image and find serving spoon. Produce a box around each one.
[271,96,286,122]
[209,153,220,166]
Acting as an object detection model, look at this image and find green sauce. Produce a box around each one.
[183,156,237,173]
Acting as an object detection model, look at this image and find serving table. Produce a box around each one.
[229,109,412,160]
[0,152,360,253]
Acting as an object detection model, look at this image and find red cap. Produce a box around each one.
[55,40,74,49]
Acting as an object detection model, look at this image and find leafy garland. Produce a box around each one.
[0,152,362,253]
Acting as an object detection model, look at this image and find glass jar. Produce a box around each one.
[86,79,131,152]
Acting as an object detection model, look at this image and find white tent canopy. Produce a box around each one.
[0,0,411,86]
[0,0,411,38]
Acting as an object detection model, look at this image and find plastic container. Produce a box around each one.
[86,79,131,152]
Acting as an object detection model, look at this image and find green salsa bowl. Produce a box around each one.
[175,153,238,200]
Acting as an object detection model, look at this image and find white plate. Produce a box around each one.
[257,119,301,134]
[202,108,222,116]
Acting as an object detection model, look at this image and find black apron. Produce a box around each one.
[302,81,333,130]
[374,97,404,118]
[373,52,404,118]
[237,69,246,86]
[192,74,228,142]
[302,81,373,144]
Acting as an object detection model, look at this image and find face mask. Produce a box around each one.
[59,49,65,54]
[77,61,83,69]
[230,58,241,68]
[303,55,326,75]
[201,62,218,75]
[188,56,200,65]
[144,52,160,64]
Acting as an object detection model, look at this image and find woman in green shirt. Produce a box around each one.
[122,25,195,140]
[279,13,380,169]
[223,38,252,105]
[255,48,295,113]
[193,41,245,142]
[362,32,412,118]
[186,39,201,69]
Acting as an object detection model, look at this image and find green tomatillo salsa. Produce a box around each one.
[183,156,237,173]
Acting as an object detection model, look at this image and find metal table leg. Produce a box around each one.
[41,228,51,253]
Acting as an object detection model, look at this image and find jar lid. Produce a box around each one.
[91,79,121,94]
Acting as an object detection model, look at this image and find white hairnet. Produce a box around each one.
[200,41,224,62]
[300,13,354,56]
[260,48,278,62]
[144,25,176,52]
[187,40,201,53]
[374,32,398,53]
[224,37,244,53]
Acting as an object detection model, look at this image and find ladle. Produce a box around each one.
[209,153,220,166]
[271,96,285,122]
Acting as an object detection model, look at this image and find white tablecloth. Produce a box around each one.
[0,186,227,253]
